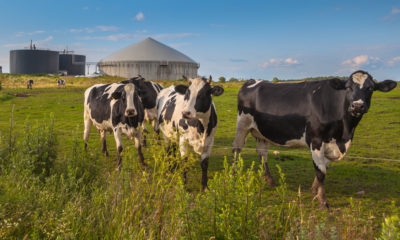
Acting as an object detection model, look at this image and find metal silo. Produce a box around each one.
[98,37,199,80]
[10,49,59,74]
[0,66,2,74]
[59,52,86,75]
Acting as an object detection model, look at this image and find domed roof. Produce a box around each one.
[100,37,196,63]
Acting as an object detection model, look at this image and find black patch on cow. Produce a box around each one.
[184,89,191,100]
[194,84,212,113]
[207,104,217,136]
[179,119,188,130]
[169,91,176,97]
[187,119,205,134]
[87,84,112,123]
[164,96,176,121]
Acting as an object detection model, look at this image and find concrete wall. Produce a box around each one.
[98,61,199,80]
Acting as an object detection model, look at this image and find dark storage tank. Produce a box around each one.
[10,49,59,74]
[59,54,86,75]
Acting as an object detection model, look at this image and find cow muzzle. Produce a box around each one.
[125,109,136,117]
[349,101,366,117]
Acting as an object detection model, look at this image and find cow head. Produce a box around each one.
[129,75,158,109]
[111,83,138,117]
[330,70,397,117]
[175,75,224,119]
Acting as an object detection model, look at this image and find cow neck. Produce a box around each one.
[342,112,362,141]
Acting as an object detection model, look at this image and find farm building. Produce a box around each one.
[98,37,199,80]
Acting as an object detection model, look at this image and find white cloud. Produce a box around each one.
[261,57,300,68]
[3,36,54,48]
[388,56,400,66]
[341,55,381,69]
[69,26,119,33]
[384,7,400,19]
[80,34,137,41]
[16,30,45,37]
[152,33,199,39]
[135,12,145,21]
[82,6,89,10]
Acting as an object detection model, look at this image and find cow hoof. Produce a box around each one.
[264,176,276,187]
[320,201,330,209]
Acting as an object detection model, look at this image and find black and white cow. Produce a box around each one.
[233,70,397,207]
[156,76,224,190]
[57,79,66,87]
[84,82,146,167]
[121,76,163,146]
[27,79,34,89]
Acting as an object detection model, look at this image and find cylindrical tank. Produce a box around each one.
[0,66,2,74]
[10,50,59,74]
[59,54,86,75]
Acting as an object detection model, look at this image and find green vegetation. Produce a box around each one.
[0,76,399,239]
[218,76,226,83]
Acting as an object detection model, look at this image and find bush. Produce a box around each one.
[229,77,239,82]
[218,76,226,83]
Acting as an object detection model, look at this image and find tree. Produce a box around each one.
[218,76,226,83]
[229,77,239,82]
[272,77,279,83]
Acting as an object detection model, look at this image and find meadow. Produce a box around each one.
[0,74,399,239]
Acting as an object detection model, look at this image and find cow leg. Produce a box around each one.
[134,134,147,167]
[311,144,330,208]
[232,114,251,160]
[100,130,109,156]
[152,120,162,145]
[142,123,148,147]
[256,139,275,187]
[179,137,189,184]
[83,111,92,150]
[113,127,123,169]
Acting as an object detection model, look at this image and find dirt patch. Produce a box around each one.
[389,122,400,125]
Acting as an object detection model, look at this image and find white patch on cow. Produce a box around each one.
[284,131,308,147]
[312,86,321,94]
[353,99,364,105]
[324,138,351,161]
[311,145,329,174]
[247,80,263,88]
[352,72,368,88]
[183,78,207,118]
[124,83,137,116]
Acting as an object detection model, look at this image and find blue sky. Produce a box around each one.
[0,0,399,80]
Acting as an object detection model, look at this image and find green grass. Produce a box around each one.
[0,76,399,239]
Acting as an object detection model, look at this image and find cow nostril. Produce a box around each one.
[182,111,191,117]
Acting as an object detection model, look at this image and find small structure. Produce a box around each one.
[98,37,199,80]
[0,66,2,74]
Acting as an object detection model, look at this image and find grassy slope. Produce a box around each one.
[0,76,399,236]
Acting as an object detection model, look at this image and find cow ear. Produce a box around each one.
[375,80,397,92]
[111,91,122,100]
[207,75,212,83]
[211,86,224,96]
[329,78,346,90]
[182,75,188,81]
[175,85,188,94]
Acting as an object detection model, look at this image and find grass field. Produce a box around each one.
[0,75,399,239]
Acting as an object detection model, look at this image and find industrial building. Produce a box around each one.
[98,37,199,80]
[10,49,59,74]
[0,66,2,74]
[9,42,86,75]
[59,51,86,76]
